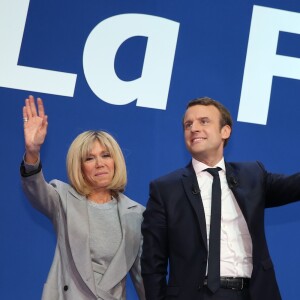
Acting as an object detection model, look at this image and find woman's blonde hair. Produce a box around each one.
[66,130,127,198]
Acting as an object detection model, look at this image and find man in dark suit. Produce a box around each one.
[141,97,300,300]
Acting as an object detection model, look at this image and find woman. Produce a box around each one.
[20,95,145,300]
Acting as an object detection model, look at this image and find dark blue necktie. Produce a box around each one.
[205,167,221,293]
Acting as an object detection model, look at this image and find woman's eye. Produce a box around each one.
[102,153,111,158]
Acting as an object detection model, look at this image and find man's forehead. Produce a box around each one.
[184,105,220,118]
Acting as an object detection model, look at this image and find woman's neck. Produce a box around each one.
[87,191,112,204]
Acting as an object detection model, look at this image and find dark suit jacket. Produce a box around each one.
[141,161,300,300]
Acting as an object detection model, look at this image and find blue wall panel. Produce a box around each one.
[1,0,300,299]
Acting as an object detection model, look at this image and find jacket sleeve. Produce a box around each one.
[141,181,168,300]
[20,160,61,221]
[129,235,146,300]
[254,161,300,208]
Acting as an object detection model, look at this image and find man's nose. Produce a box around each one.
[190,122,201,132]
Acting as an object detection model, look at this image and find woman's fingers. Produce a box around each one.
[24,95,45,119]
[25,97,32,119]
[37,97,45,118]
[28,95,38,117]
[22,106,28,122]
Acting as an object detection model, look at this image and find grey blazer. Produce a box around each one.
[21,166,145,300]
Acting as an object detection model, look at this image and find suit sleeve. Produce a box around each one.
[141,181,168,300]
[255,161,300,207]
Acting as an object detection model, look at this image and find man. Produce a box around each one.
[141,97,300,300]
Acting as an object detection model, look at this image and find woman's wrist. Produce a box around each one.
[24,150,40,164]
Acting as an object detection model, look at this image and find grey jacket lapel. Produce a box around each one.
[99,194,142,291]
[67,188,97,295]
[182,164,208,249]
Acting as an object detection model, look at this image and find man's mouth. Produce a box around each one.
[191,137,206,144]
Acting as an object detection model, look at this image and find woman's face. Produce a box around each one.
[81,140,115,193]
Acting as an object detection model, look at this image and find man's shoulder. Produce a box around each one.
[226,160,264,168]
[151,165,193,184]
[226,161,266,174]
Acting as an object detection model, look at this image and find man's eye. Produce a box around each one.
[184,123,192,129]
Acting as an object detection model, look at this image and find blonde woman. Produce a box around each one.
[20,95,145,300]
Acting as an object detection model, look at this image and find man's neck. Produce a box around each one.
[193,155,224,167]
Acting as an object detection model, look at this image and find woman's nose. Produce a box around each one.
[95,157,104,167]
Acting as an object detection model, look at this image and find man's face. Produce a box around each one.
[183,105,231,164]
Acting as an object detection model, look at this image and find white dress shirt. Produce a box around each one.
[192,157,253,278]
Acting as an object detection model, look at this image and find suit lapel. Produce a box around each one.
[225,162,250,223]
[66,188,97,295]
[181,164,208,249]
[99,194,142,291]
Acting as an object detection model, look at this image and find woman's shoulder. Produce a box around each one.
[118,193,145,213]
[49,179,70,191]
[49,179,81,199]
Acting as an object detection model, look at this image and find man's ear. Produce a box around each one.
[221,125,231,139]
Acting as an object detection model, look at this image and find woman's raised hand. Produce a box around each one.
[23,95,48,164]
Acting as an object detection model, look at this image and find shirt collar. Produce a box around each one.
[192,157,225,175]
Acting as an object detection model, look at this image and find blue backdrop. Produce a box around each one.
[1,0,300,299]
